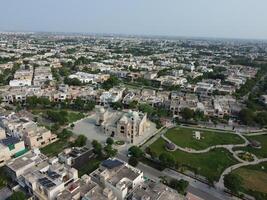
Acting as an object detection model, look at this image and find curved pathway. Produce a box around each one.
[160,127,267,190]
[216,157,267,190]
[245,131,267,136]
[161,131,248,154]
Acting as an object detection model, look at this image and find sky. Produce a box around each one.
[1,0,267,39]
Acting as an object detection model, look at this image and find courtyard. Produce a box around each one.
[72,113,157,146]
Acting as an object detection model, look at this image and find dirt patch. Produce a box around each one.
[236,168,267,193]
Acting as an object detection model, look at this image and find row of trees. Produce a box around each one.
[178,107,207,122]
[239,109,267,127]
[26,96,95,112]
[64,77,83,86]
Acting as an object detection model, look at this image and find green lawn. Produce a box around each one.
[149,138,238,182]
[41,139,70,157]
[66,112,85,123]
[78,158,101,177]
[231,162,267,199]
[31,109,85,124]
[233,134,267,159]
[165,127,244,150]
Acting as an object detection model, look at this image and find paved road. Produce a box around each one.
[116,152,236,200]
[163,168,235,200]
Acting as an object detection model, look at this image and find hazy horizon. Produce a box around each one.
[1,0,267,40]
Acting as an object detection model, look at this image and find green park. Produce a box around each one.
[165,126,244,150]
[149,137,238,182]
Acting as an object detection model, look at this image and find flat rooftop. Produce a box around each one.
[6,150,47,171]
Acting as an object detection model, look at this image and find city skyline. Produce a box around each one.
[1,0,267,40]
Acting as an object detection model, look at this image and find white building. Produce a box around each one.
[96,109,149,144]
[6,150,78,200]
[91,159,144,200]
[100,88,125,106]
[69,72,110,84]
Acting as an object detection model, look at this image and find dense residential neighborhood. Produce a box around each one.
[0,32,267,200]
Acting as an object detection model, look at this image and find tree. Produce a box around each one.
[145,147,157,159]
[224,174,242,194]
[138,103,154,116]
[169,179,189,195]
[128,156,139,167]
[64,77,83,86]
[9,191,26,200]
[104,144,117,157]
[58,129,73,139]
[74,135,87,147]
[193,110,205,121]
[180,108,194,121]
[255,111,267,127]
[159,152,176,168]
[129,100,138,109]
[92,140,103,157]
[128,146,144,158]
[106,137,114,145]
[46,110,68,125]
[111,102,123,110]
[102,76,120,90]
[26,96,38,108]
[239,109,255,125]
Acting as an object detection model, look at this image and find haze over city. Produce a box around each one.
[1,1,267,200]
[1,0,267,39]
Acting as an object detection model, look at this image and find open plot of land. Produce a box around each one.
[65,111,85,123]
[149,138,238,182]
[41,139,70,157]
[31,109,85,124]
[165,127,244,150]
[231,162,267,198]
[233,134,267,158]
[78,158,101,177]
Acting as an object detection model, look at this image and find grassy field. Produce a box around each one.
[66,112,85,123]
[233,134,267,159]
[149,138,238,182]
[41,139,70,157]
[31,109,85,124]
[78,158,101,177]
[165,127,244,150]
[231,162,267,199]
